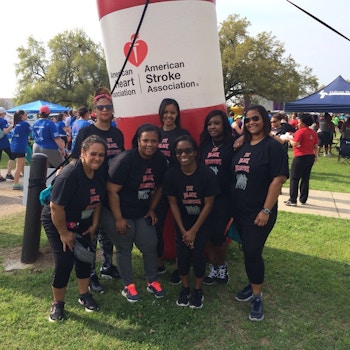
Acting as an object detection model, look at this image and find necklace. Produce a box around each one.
[212,139,223,149]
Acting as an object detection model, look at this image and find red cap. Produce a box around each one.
[39,105,50,114]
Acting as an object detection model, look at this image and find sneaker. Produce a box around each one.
[176,287,191,307]
[235,284,253,302]
[100,265,121,279]
[78,292,100,312]
[249,295,264,321]
[284,200,297,206]
[49,301,65,322]
[189,289,204,309]
[6,173,14,180]
[170,269,181,285]
[12,184,23,190]
[0,176,5,182]
[121,284,141,303]
[89,273,104,294]
[156,265,166,275]
[203,264,217,286]
[216,263,229,284]
[147,281,167,298]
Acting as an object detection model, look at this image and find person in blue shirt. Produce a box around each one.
[70,106,91,152]
[0,106,15,181]
[32,106,65,167]
[10,110,31,190]
[55,112,69,149]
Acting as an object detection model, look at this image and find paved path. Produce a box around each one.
[1,177,349,219]
[278,189,350,219]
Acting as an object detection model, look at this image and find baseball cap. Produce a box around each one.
[73,233,96,264]
[39,105,50,114]
[234,115,243,120]
[0,107,6,114]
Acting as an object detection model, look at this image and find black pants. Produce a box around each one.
[289,155,315,204]
[42,219,91,289]
[235,213,276,285]
[175,225,209,278]
[155,194,169,258]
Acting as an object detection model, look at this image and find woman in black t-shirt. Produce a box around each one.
[231,105,289,322]
[101,124,168,303]
[156,98,190,278]
[41,135,107,322]
[199,110,234,286]
[163,135,220,309]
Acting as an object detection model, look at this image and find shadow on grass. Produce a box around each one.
[0,238,349,349]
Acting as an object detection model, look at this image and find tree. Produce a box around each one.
[219,15,318,104]
[15,29,109,108]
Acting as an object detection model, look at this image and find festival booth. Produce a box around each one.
[285,75,350,113]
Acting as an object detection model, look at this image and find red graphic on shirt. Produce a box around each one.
[124,34,148,67]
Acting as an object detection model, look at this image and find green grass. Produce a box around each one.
[1,212,349,349]
[1,136,350,349]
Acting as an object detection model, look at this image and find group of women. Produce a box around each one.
[42,88,290,323]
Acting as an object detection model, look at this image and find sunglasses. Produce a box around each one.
[175,148,194,155]
[244,115,260,123]
[96,104,113,111]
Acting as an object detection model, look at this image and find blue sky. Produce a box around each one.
[1,0,349,97]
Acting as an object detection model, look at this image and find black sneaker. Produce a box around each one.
[203,264,217,286]
[176,287,191,307]
[78,292,100,312]
[216,263,229,284]
[156,265,166,275]
[6,173,14,180]
[49,301,65,322]
[249,295,264,321]
[170,269,181,285]
[89,273,104,294]
[189,289,204,309]
[0,176,5,182]
[235,284,253,302]
[100,265,121,279]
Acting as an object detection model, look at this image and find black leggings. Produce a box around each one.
[235,213,276,285]
[42,219,91,289]
[175,225,209,278]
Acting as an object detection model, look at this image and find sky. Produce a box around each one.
[1,0,350,98]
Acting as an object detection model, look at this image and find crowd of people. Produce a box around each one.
[3,95,347,323]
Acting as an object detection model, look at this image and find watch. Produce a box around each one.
[262,208,271,215]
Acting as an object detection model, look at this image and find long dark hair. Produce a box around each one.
[199,109,232,146]
[131,123,161,148]
[13,110,26,126]
[158,98,181,128]
[243,105,271,142]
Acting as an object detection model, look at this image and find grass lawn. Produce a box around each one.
[0,134,349,349]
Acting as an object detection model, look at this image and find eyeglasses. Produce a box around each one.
[96,104,113,111]
[244,115,260,123]
[270,120,278,123]
[175,148,194,155]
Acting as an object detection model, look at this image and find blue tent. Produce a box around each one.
[7,100,69,114]
[285,75,350,113]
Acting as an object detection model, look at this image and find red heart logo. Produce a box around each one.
[124,34,148,67]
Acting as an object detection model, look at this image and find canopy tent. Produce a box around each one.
[285,75,350,113]
[7,100,69,114]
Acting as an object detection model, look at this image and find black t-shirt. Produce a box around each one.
[108,148,168,219]
[158,127,190,167]
[71,124,125,175]
[162,163,220,230]
[41,159,106,224]
[231,136,289,217]
[199,137,234,197]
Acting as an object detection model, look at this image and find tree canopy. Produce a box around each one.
[14,17,319,108]
[15,29,108,108]
[219,14,318,105]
